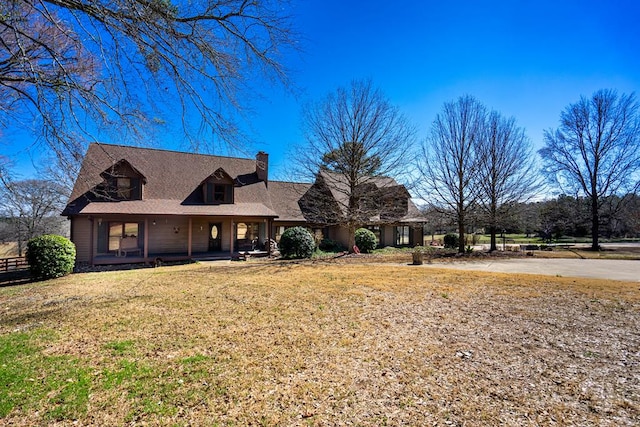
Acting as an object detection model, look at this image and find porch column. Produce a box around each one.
[267,218,272,257]
[144,218,149,261]
[229,221,234,255]
[187,218,192,257]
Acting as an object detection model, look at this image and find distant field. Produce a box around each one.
[0,242,18,257]
[1,260,638,425]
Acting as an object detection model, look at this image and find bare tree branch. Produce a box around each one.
[477,111,541,251]
[294,79,417,250]
[416,95,485,253]
[0,168,68,255]
[0,0,296,179]
[539,89,640,250]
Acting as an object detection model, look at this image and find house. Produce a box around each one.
[268,172,426,248]
[62,143,425,265]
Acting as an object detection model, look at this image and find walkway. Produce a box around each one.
[425,258,640,282]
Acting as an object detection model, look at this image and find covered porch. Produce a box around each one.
[79,214,275,266]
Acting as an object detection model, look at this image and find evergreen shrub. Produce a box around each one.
[26,234,76,280]
[443,233,459,249]
[279,227,315,259]
[355,228,377,253]
[319,238,345,253]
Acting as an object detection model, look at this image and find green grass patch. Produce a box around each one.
[0,330,91,421]
[104,339,137,356]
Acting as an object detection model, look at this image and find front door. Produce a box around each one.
[208,223,222,251]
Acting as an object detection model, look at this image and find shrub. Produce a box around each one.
[279,227,315,259]
[26,234,76,280]
[318,238,345,253]
[443,233,459,249]
[355,228,377,253]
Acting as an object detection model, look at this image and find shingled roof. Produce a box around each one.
[63,143,425,224]
[269,172,425,225]
[63,143,277,217]
[267,181,312,221]
[312,170,424,224]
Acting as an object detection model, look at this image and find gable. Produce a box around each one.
[201,168,235,204]
[290,171,417,224]
[97,159,146,200]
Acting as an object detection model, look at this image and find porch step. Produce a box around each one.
[192,255,233,262]
[232,250,270,261]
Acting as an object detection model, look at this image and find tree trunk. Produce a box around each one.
[591,196,600,251]
[348,225,356,253]
[487,196,498,251]
[489,225,497,252]
[458,214,465,254]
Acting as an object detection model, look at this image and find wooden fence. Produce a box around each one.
[0,256,29,273]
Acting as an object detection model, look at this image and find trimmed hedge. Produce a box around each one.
[26,234,76,280]
[279,227,315,259]
[355,228,377,253]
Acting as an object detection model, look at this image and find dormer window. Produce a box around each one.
[107,176,141,200]
[202,168,234,204]
[99,160,145,201]
[206,182,233,204]
[117,177,131,199]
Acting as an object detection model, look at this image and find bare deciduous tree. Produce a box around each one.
[417,95,485,253]
[295,79,416,250]
[539,89,640,250]
[1,0,295,178]
[478,111,540,251]
[0,173,68,255]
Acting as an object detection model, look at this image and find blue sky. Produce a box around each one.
[3,0,640,181]
[252,0,640,179]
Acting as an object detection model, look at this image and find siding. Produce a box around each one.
[147,217,190,253]
[190,218,232,252]
[71,217,92,263]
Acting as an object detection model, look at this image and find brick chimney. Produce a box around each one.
[256,151,268,185]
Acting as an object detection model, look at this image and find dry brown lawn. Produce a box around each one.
[1,259,639,426]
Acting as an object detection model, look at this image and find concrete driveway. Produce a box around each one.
[425,258,640,282]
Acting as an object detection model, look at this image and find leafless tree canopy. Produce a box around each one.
[0,0,295,177]
[0,174,68,255]
[417,95,485,253]
[418,95,539,252]
[295,79,416,249]
[540,89,640,250]
[478,111,539,250]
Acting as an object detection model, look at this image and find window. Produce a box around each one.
[100,160,144,201]
[108,222,139,251]
[206,182,233,204]
[312,228,324,243]
[275,226,286,243]
[236,222,260,250]
[236,222,260,241]
[214,184,226,201]
[104,176,141,200]
[395,225,410,246]
[117,178,131,199]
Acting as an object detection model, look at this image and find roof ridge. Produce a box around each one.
[92,142,256,162]
[269,179,312,185]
